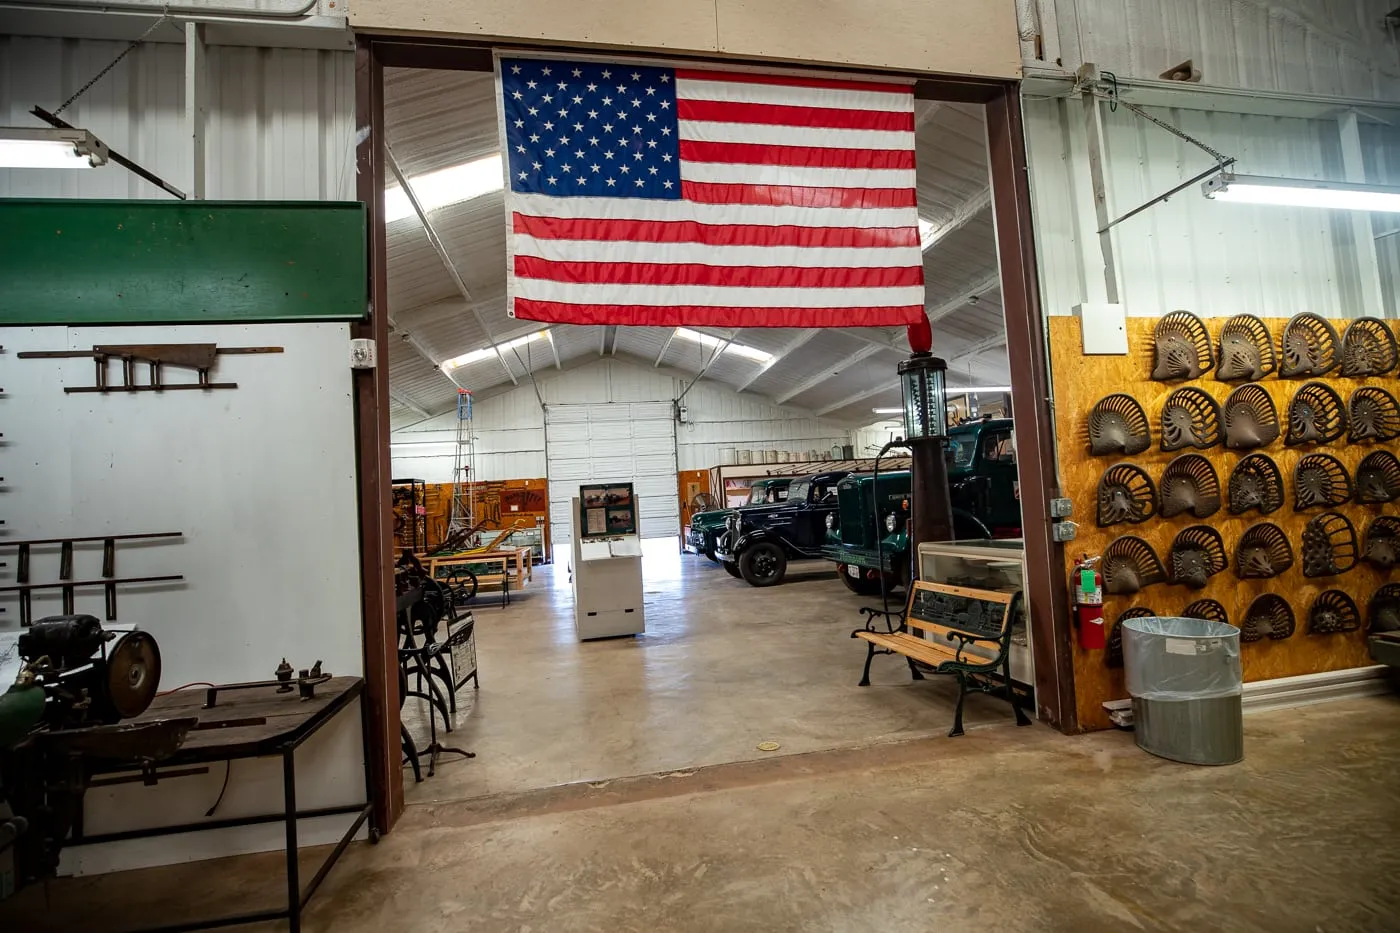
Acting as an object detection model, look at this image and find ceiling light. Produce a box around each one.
[0,126,108,168]
[674,327,773,363]
[1202,173,1400,213]
[385,154,504,223]
[440,330,545,372]
[871,407,903,414]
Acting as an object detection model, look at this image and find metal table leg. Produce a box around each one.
[283,748,301,933]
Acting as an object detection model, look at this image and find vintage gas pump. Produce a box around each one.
[1072,555,1106,649]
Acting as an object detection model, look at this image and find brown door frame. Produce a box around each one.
[352,38,1078,830]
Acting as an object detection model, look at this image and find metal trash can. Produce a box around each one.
[1122,616,1242,765]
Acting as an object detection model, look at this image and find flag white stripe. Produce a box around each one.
[679,162,916,189]
[513,279,925,307]
[513,234,922,268]
[674,78,913,112]
[510,193,917,226]
[677,120,915,150]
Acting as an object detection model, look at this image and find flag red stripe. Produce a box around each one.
[678,140,915,170]
[682,181,916,209]
[673,68,913,95]
[515,256,921,288]
[512,299,925,327]
[676,98,913,131]
[511,213,919,248]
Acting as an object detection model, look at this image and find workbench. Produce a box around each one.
[69,675,374,933]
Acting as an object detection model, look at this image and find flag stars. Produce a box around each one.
[529,133,540,143]
[603,150,615,159]
[541,66,552,75]
[527,107,538,116]
[587,110,599,119]
[572,68,582,77]
[633,151,644,160]
[617,111,628,122]
[605,177,616,187]
[648,166,659,175]
[661,153,673,161]
[631,72,641,80]
[590,163,600,173]
[559,136,570,145]
[662,179,674,188]
[558,109,569,118]
[557,81,568,90]
[574,149,584,158]
[632,125,643,134]
[659,74,669,82]
[586,83,597,92]
[646,139,658,148]
[544,147,556,157]
[547,175,557,184]
[616,85,627,94]
[543,121,554,130]
[572,95,583,104]
[513,119,524,128]
[510,64,521,74]
[619,165,630,174]
[573,123,584,132]
[577,176,587,185]
[515,144,526,154]
[532,161,542,170]
[635,179,645,187]
[601,96,613,106]
[660,127,672,135]
[561,164,571,173]
[602,123,614,133]
[601,69,611,78]
[542,93,553,103]
[631,98,641,108]
[517,170,527,180]
[646,87,656,96]
[588,136,600,146]
[646,113,657,122]
[511,90,523,100]
[659,101,671,109]
[526,79,537,89]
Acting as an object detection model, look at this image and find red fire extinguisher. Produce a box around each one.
[1072,555,1106,649]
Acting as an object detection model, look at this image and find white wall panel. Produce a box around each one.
[0,36,354,200]
[391,359,855,481]
[1023,96,1392,321]
[1034,0,1400,99]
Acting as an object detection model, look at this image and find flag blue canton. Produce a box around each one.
[501,58,682,199]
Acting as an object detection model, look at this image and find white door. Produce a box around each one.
[546,402,679,548]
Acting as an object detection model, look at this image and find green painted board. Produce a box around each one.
[0,199,367,325]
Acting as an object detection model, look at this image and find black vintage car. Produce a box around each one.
[714,471,849,586]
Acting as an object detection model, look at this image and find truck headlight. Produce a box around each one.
[885,514,898,533]
[825,514,835,530]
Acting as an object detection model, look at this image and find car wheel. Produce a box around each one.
[704,547,720,564]
[838,566,882,595]
[723,560,742,578]
[739,542,788,587]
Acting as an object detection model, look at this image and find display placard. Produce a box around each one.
[579,482,637,538]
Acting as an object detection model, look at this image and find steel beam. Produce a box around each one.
[546,328,562,369]
[774,343,886,404]
[814,380,897,416]
[921,187,991,252]
[383,143,517,385]
[183,22,207,199]
[927,274,1002,324]
[654,327,680,366]
[387,387,430,418]
[1338,110,1388,318]
[736,328,819,391]
[675,330,736,403]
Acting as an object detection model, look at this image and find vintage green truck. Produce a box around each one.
[823,419,1022,595]
[684,476,792,561]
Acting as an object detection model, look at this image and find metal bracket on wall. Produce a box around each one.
[18,343,283,393]
[0,533,184,626]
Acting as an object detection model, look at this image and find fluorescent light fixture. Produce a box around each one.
[674,327,773,363]
[1203,173,1400,213]
[384,153,504,223]
[440,330,546,372]
[0,126,108,168]
[871,407,903,414]
[918,218,935,250]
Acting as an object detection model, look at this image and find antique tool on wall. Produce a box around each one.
[1370,585,1400,634]
[1301,511,1358,577]
[1227,453,1284,515]
[1182,598,1229,626]
[1279,312,1340,377]
[1285,382,1346,446]
[1363,516,1400,571]
[1102,535,1165,595]
[1151,311,1214,380]
[1,616,189,892]
[1308,589,1361,635]
[1087,393,1152,455]
[17,343,283,393]
[1221,383,1279,449]
[1347,386,1400,443]
[1159,453,1220,519]
[1339,318,1397,377]
[1355,450,1400,504]
[1095,463,1156,527]
[1159,386,1221,451]
[1215,313,1275,381]
[1105,606,1154,668]
[1241,594,1295,642]
[1293,454,1353,511]
[1168,525,1227,588]
[0,532,183,626]
[1234,522,1293,579]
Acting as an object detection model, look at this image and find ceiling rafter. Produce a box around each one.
[736,328,819,392]
[921,187,992,253]
[814,380,897,417]
[927,274,1002,324]
[774,343,885,404]
[384,142,518,387]
[654,327,679,366]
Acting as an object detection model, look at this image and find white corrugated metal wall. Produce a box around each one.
[1029,0,1399,98]
[389,358,855,483]
[1023,99,1398,320]
[0,35,355,199]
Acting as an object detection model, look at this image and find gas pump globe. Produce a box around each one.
[897,353,949,442]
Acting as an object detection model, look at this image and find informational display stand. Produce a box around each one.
[571,482,645,640]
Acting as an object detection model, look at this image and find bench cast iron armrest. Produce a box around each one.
[943,629,998,663]
[857,605,904,634]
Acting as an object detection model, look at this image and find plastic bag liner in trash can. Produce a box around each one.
[1122,616,1242,765]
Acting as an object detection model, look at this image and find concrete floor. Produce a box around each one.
[6,545,1399,931]
[404,542,1014,802]
[8,696,1399,932]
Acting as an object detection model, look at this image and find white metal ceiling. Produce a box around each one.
[383,68,1009,426]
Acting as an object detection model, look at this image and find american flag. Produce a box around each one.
[498,55,925,328]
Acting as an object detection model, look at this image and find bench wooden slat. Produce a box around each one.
[855,631,993,670]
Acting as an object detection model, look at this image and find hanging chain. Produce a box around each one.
[1091,75,1233,167]
[54,8,172,116]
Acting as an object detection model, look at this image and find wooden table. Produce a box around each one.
[71,676,374,933]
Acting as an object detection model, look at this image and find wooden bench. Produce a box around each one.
[852,581,1032,737]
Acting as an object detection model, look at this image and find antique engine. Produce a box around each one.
[1,615,174,894]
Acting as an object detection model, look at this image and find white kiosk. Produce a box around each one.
[570,482,645,640]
